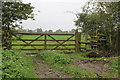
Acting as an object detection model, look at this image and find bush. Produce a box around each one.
[2,50,36,78]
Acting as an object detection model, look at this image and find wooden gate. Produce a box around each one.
[3,31,99,52]
[10,32,81,52]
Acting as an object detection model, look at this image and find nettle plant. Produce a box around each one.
[2,50,36,78]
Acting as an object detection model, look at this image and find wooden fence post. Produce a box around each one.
[9,34,12,50]
[75,29,81,52]
[3,30,12,50]
[85,33,88,51]
[44,35,47,50]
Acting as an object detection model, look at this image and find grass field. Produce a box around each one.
[12,34,91,52]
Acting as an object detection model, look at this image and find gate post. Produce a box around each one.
[3,29,12,50]
[44,35,47,50]
[8,33,12,50]
[75,29,81,52]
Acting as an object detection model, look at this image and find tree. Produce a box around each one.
[44,30,48,33]
[75,1,119,55]
[63,31,68,34]
[36,28,43,33]
[69,29,76,34]
[27,29,34,33]
[48,30,53,33]
[55,29,62,34]
[18,29,27,33]
[2,2,34,49]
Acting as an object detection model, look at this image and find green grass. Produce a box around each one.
[109,59,119,74]
[37,50,72,65]
[61,66,97,78]
[52,64,97,78]
[36,50,98,78]
[101,58,119,78]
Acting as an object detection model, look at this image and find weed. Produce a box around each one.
[2,50,37,78]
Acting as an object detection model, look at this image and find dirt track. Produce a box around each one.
[33,59,72,78]
[33,58,117,78]
[71,58,110,77]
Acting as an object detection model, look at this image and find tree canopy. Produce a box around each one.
[2,2,34,49]
[2,2,34,29]
[75,1,119,54]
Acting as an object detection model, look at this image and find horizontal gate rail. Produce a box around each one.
[15,33,75,35]
[10,39,75,41]
[11,44,75,46]
[14,48,75,50]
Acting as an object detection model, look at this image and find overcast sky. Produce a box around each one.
[22,0,89,31]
